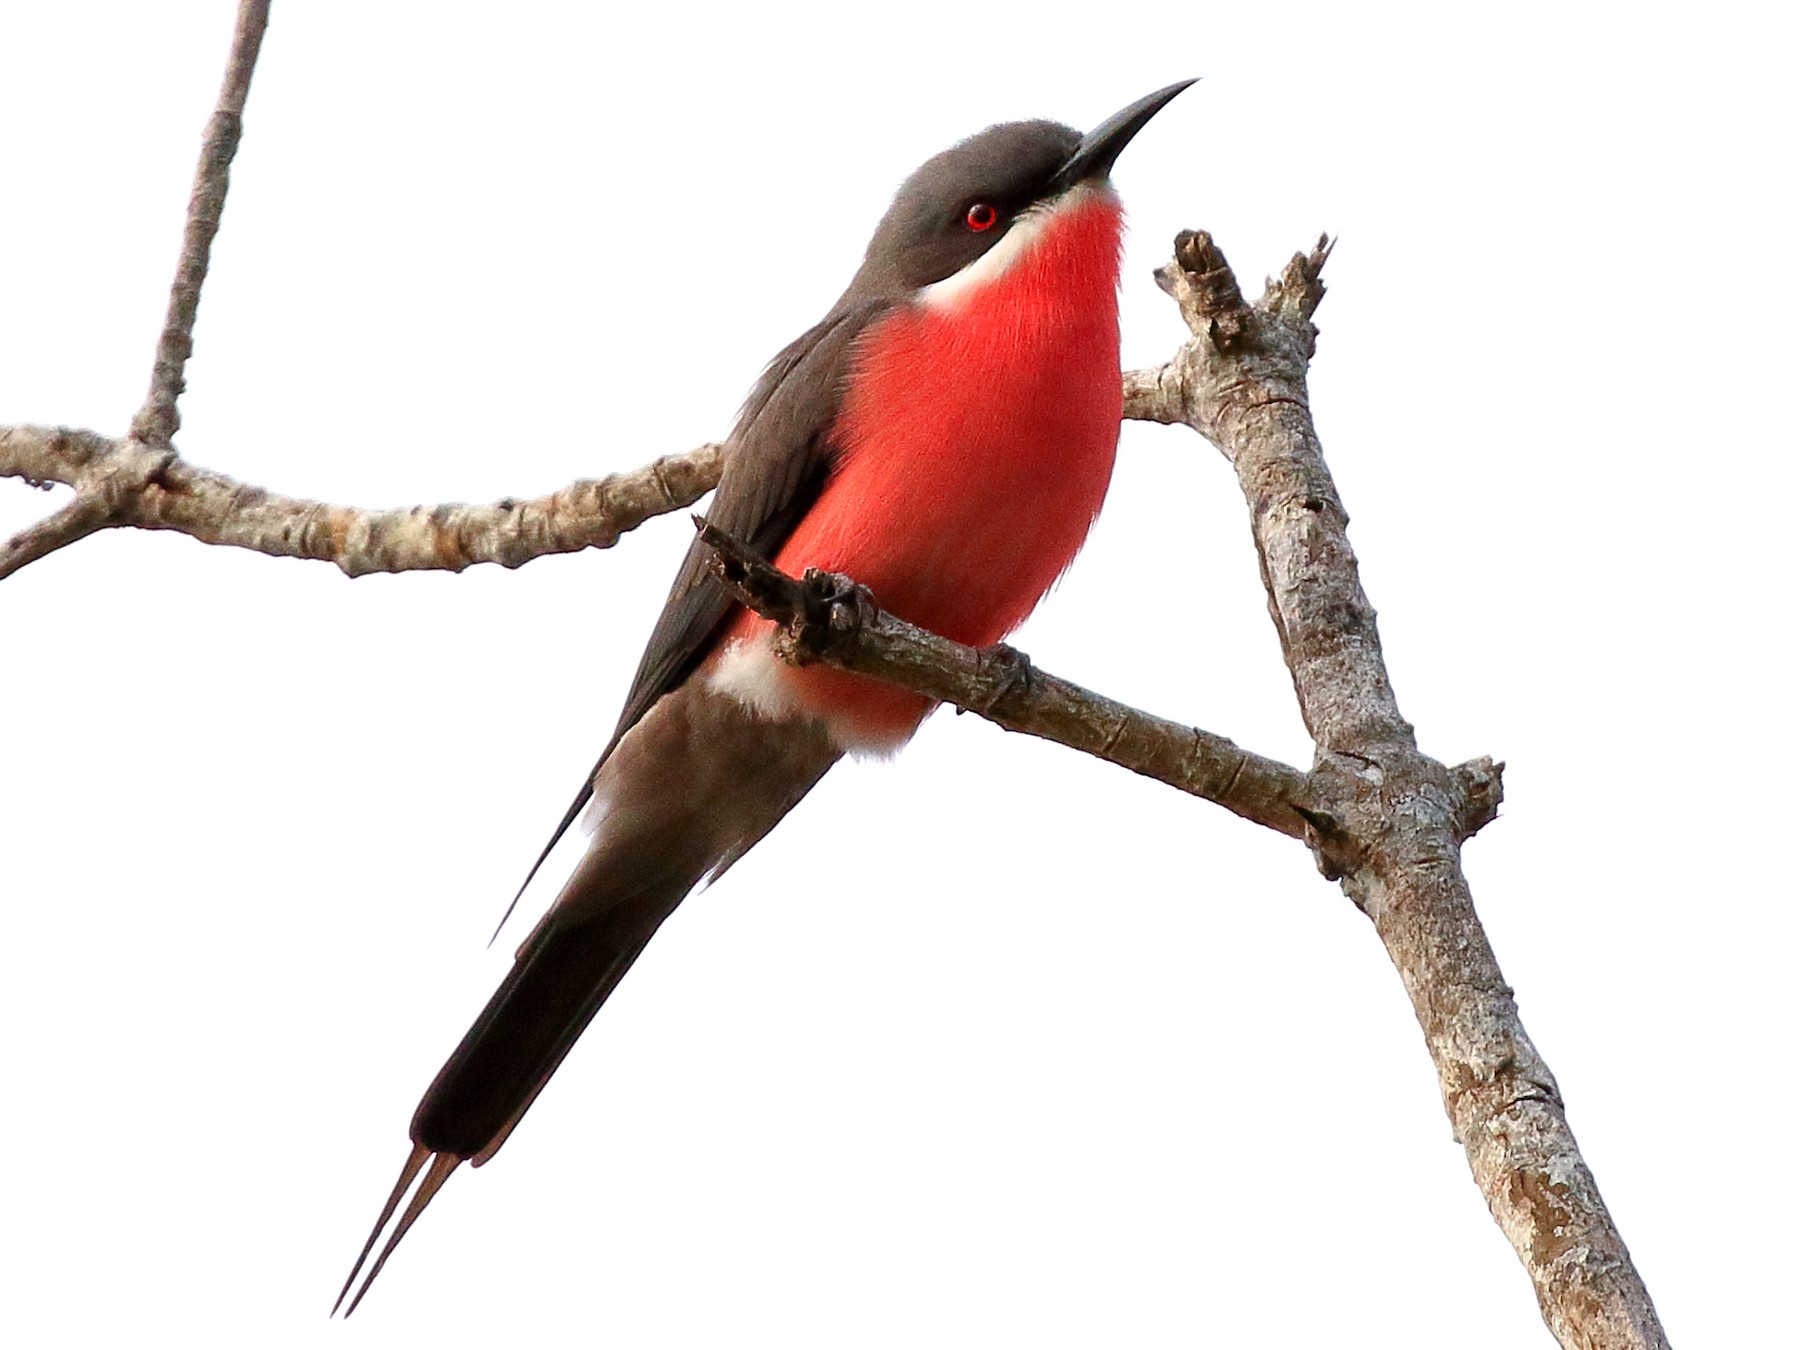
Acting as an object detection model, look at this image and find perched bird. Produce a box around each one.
[337,80,1194,1314]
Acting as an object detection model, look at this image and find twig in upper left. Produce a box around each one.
[0,1,271,580]
[131,0,272,448]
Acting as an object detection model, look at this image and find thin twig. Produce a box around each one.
[130,0,271,447]
[0,494,114,582]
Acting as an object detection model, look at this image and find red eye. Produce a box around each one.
[965,202,997,232]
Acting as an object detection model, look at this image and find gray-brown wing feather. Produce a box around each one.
[611,300,884,742]
[502,298,890,918]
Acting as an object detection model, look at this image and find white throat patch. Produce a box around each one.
[917,182,1099,311]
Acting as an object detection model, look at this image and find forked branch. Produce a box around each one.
[0,0,270,580]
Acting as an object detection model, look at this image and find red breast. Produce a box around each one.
[720,187,1126,747]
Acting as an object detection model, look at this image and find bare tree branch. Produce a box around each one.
[1,348,1189,581]
[0,490,115,581]
[131,0,270,448]
[697,519,1313,840]
[1143,228,1667,1350]
[0,425,722,576]
[0,438,173,581]
[0,0,271,575]
[0,354,1216,580]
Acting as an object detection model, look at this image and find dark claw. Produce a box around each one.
[969,644,1033,714]
[795,568,873,657]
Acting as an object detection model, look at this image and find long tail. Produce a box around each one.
[336,682,839,1314]
[332,910,667,1316]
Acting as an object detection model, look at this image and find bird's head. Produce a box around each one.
[851,80,1194,302]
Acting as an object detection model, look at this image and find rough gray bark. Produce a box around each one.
[1127,230,1668,1350]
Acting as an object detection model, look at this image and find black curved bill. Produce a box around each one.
[1051,79,1197,193]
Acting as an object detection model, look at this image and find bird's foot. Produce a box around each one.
[795,567,876,659]
[965,643,1033,715]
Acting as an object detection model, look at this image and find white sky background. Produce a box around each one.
[1,1,1792,1345]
